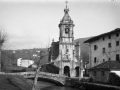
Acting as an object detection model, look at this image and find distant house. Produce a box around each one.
[17,58,34,67]
[84,28,120,82]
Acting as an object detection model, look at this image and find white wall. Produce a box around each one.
[17,58,34,67]
[89,32,120,68]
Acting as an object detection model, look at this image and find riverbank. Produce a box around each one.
[0,74,32,90]
[63,77,120,90]
[71,81,120,90]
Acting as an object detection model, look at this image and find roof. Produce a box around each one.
[40,63,59,74]
[61,8,71,22]
[89,61,120,71]
[84,28,120,43]
[59,6,74,26]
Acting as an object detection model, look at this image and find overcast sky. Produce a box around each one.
[0,0,120,50]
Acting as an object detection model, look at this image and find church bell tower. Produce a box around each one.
[55,1,79,77]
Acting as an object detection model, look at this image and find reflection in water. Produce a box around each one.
[41,86,79,90]
[29,80,79,90]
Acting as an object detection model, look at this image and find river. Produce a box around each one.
[28,80,79,90]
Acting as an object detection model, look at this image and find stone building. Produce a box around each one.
[84,28,120,82]
[50,5,80,77]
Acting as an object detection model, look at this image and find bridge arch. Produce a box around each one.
[64,66,70,77]
[75,66,79,77]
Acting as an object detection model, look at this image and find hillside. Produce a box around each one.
[3,48,50,65]
[74,37,90,64]
[1,37,90,69]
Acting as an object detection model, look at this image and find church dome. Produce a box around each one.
[60,7,73,24]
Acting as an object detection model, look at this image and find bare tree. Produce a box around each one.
[32,50,45,90]
[0,29,7,72]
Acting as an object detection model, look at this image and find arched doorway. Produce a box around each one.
[75,66,79,77]
[64,66,70,77]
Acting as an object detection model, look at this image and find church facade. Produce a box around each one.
[50,5,80,77]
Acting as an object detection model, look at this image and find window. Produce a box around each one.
[103,37,105,41]
[94,71,96,76]
[108,35,111,39]
[103,48,105,53]
[94,45,98,50]
[116,54,119,61]
[94,57,97,63]
[108,43,111,48]
[116,41,119,46]
[65,28,69,34]
[103,59,105,62]
[116,33,119,37]
[101,71,105,76]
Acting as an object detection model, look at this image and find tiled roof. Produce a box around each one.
[89,61,120,71]
[84,28,120,43]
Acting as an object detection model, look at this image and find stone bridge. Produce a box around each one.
[0,72,68,85]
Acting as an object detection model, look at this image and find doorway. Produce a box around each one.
[75,66,79,77]
[64,66,70,77]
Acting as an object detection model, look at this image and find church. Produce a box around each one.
[49,3,81,78]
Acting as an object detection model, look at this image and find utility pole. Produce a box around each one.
[32,51,44,90]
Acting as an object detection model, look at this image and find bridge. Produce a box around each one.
[0,71,69,85]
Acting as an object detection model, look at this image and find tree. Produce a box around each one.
[0,29,7,72]
[32,50,45,90]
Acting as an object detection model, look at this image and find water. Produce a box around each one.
[28,80,79,90]
[41,85,79,90]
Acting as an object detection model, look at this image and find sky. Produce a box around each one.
[0,0,120,50]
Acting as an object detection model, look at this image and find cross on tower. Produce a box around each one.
[65,0,68,8]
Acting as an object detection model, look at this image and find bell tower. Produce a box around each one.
[59,7,74,44]
[55,1,79,77]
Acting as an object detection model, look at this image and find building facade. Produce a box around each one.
[85,28,120,68]
[50,5,80,77]
[17,58,34,67]
[84,28,120,82]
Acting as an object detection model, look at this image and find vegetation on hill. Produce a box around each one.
[2,48,50,67]
[74,37,90,67]
[0,37,90,71]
